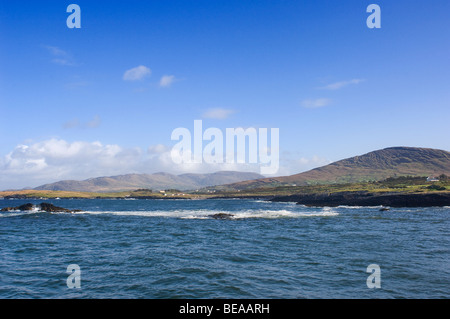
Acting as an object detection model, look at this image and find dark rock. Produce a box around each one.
[17,203,35,211]
[1,202,82,213]
[271,192,450,207]
[39,203,77,213]
[4,195,28,199]
[209,213,234,220]
[1,203,36,211]
[379,207,390,211]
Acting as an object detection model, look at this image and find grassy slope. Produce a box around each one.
[2,178,450,200]
[0,189,193,199]
[219,147,450,190]
[195,176,450,198]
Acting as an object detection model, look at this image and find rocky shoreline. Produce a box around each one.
[270,191,450,207]
[2,192,449,211]
[1,195,190,200]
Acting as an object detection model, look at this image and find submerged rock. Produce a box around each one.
[209,213,235,220]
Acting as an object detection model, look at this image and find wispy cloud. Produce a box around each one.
[63,118,80,129]
[320,79,365,90]
[86,115,101,128]
[202,108,235,119]
[43,45,76,66]
[148,144,170,154]
[63,115,101,129]
[159,75,176,88]
[301,98,332,108]
[276,154,332,176]
[123,65,151,81]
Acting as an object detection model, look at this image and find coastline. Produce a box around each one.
[269,191,450,207]
[2,190,450,208]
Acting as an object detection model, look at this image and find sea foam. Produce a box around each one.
[72,208,338,219]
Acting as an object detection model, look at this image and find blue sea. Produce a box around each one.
[0,198,448,299]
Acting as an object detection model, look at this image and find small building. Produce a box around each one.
[427,176,439,182]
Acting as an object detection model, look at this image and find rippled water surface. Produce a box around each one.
[0,198,448,298]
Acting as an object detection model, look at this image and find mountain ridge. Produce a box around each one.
[34,171,264,192]
[33,147,450,192]
[213,147,450,190]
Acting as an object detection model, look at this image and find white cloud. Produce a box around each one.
[43,45,76,66]
[148,144,169,154]
[320,79,365,90]
[159,75,176,88]
[0,139,265,189]
[301,98,332,108]
[123,65,151,81]
[0,139,331,189]
[0,139,144,189]
[202,108,235,119]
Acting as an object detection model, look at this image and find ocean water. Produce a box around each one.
[0,198,448,299]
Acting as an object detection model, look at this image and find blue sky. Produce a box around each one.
[0,0,449,189]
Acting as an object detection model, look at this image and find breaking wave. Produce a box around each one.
[69,208,339,219]
[0,205,45,217]
[336,205,383,209]
[0,210,44,218]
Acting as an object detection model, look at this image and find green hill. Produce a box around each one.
[217,147,450,190]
